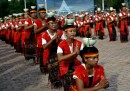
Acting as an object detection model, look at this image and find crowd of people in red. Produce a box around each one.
[0,2,129,91]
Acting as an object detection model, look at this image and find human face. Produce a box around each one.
[110,11,114,15]
[39,12,46,19]
[24,14,29,19]
[65,29,76,39]
[15,17,19,22]
[84,56,99,66]
[48,21,58,30]
[30,12,37,19]
[122,6,126,11]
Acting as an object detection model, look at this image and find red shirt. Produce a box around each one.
[73,64,105,90]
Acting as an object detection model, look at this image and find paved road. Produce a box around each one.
[0,28,130,91]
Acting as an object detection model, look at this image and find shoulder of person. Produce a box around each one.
[95,65,104,71]
[34,18,41,23]
[41,31,48,37]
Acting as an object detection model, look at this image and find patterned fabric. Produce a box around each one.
[63,63,76,91]
[42,30,63,88]
[48,48,62,89]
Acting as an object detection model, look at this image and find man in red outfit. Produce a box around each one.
[119,3,129,43]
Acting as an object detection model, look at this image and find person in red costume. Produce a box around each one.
[19,8,29,55]
[84,12,92,38]
[24,6,37,62]
[73,42,109,91]
[118,3,129,43]
[106,7,117,41]
[24,6,37,40]
[57,23,84,91]
[42,16,66,88]
[94,8,105,39]
[34,6,48,69]
[14,14,22,52]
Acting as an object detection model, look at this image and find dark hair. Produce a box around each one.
[47,16,56,22]
[80,46,98,58]
[63,25,75,31]
[38,8,46,12]
[80,46,98,63]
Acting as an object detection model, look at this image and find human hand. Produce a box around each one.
[74,43,80,55]
[52,32,58,41]
[98,78,109,89]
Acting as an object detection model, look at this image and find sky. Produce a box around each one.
[37,0,94,13]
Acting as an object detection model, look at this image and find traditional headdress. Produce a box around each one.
[80,37,98,58]
[47,12,55,17]
[122,3,126,7]
[18,13,23,19]
[38,4,46,13]
[63,18,75,31]
[8,15,12,18]
[97,8,101,13]
[23,8,29,14]
[80,46,99,58]
[30,6,37,13]
[12,13,19,18]
[109,7,114,12]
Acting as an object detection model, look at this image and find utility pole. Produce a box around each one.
[102,0,104,10]
[24,0,26,9]
[45,0,48,13]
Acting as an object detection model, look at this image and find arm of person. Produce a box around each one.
[76,78,109,91]
[57,44,79,62]
[24,24,34,30]
[107,19,114,24]
[57,52,77,62]
[16,26,21,31]
[42,38,55,49]
[19,23,26,27]
[120,15,127,20]
[76,78,102,91]
[24,20,34,30]
[34,24,48,34]
[42,33,58,49]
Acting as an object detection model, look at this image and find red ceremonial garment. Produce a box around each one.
[34,18,47,48]
[58,39,82,77]
[107,15,115,37]
[20,19,26,45]
[11,22,15,42]
[7,22,11,41]
[42,30,63,65]
[84,19,92,35]
[94,15,104,36]
[15,22,21,43]
[72,64,105,90]
[119,11,129,35]
[25,17,33,40]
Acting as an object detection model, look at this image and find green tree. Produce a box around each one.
[94,0,126,12]
[0,0,36,18]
